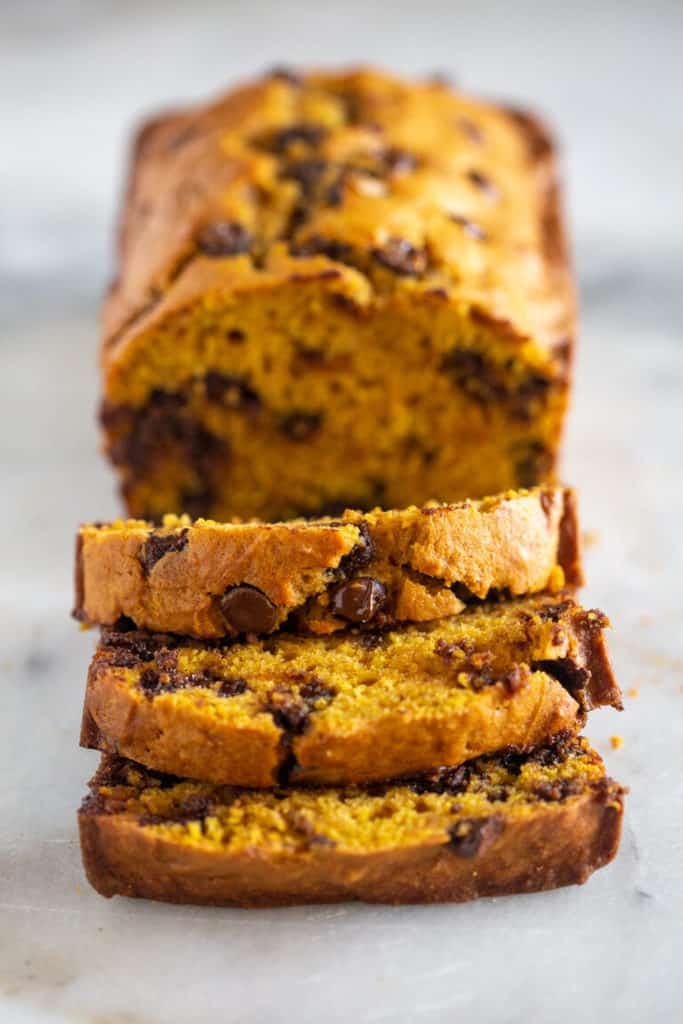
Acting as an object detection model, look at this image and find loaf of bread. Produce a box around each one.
[74,486,581,639]
[81,593,620,787]
[100,67,574,522]
[79,736,623,906]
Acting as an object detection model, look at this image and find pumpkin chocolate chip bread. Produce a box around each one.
[100,66,574,521]
[81,593,620,787]
[78,736,624,906]
[74,485,581,639]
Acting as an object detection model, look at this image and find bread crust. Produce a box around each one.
[78,771,623,907]
[74,486,581,638]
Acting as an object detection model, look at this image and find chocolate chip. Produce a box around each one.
[356,630,386,651]
[282,158,328,198]
[500,664,530,695]
[265,689,310,733]
[449,214,488,240]
[434,637,475,661]
[220,584,279,634]
[514,440,554,487]
[100,628,180,662]
[467,169,499,199]
[139,668,162,695]
[533,778,582,802]
[217,677,248,698]
[197,221,252,257]
[268,66,302,86]
[448,815,505,857]
[267,123,327,154]
[204,373,261,414]
[280,410,323,441]
[139,528,189,574]
[372,237,428,276]
[337,522,375,576]
[382,147,418,175]
[330,577,387,623]
[410,764,470,796]
[290,235,353,262]
[298,677,336,704]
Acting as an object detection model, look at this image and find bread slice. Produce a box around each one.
[100,67,573,522]
[78,735,624,906]
[74,485,580,639]
[81,592,619,787]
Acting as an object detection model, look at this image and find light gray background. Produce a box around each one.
[1,1,681,1021]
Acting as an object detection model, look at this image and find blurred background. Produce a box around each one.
[1,3,681,1022]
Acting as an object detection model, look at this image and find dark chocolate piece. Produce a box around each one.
[140,529,189,574]
[448,814,505,857]
[197,221,252,257]
[220,585,279,634]
[330,577,387,623]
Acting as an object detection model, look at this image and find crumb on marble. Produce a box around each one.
[610,735,624,750]
[582,529,601,549]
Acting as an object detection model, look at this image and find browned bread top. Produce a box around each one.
[103,66,572,379]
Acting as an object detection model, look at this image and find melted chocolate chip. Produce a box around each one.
[197,221,252,257]
[139,668,162,695]
[282,158,329,198]
[500,664,530,695]
[100,629,180,663]
[337,522,375,576]
[220,585,279,634]
[533,778,582,802]
[372,237,428,276]
[448,815,505,857]
[139,528,189,574]
[204,373,261,414]
[265,689,310,734]
[330,577,387,623]
[280,411,323,441]
[410,764,470,796]
[449,213,488,240]
[217,677,249,698]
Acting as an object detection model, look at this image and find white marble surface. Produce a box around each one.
[1,2,682,1021]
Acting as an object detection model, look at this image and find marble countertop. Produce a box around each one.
[1,2,681,1021]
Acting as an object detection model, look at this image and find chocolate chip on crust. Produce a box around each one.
[448,814,505,857]
[139,529,189,574]
[197,221,252,257]
[330,577,387,623]
[371,237,428,276]
[220,584,279,634]
[268,66,303,87]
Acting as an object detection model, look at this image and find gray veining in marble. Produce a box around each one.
[1,1,681,1021]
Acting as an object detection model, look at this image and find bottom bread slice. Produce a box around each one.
[79,735,624,907]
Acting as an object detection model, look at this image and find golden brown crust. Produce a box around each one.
[74,486,580,638]
[78,752,624,907]
[80,593,619,787]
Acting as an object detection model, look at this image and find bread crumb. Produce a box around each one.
[610,735,624,750]
[627,687,640,698]
[582,529,601,549]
